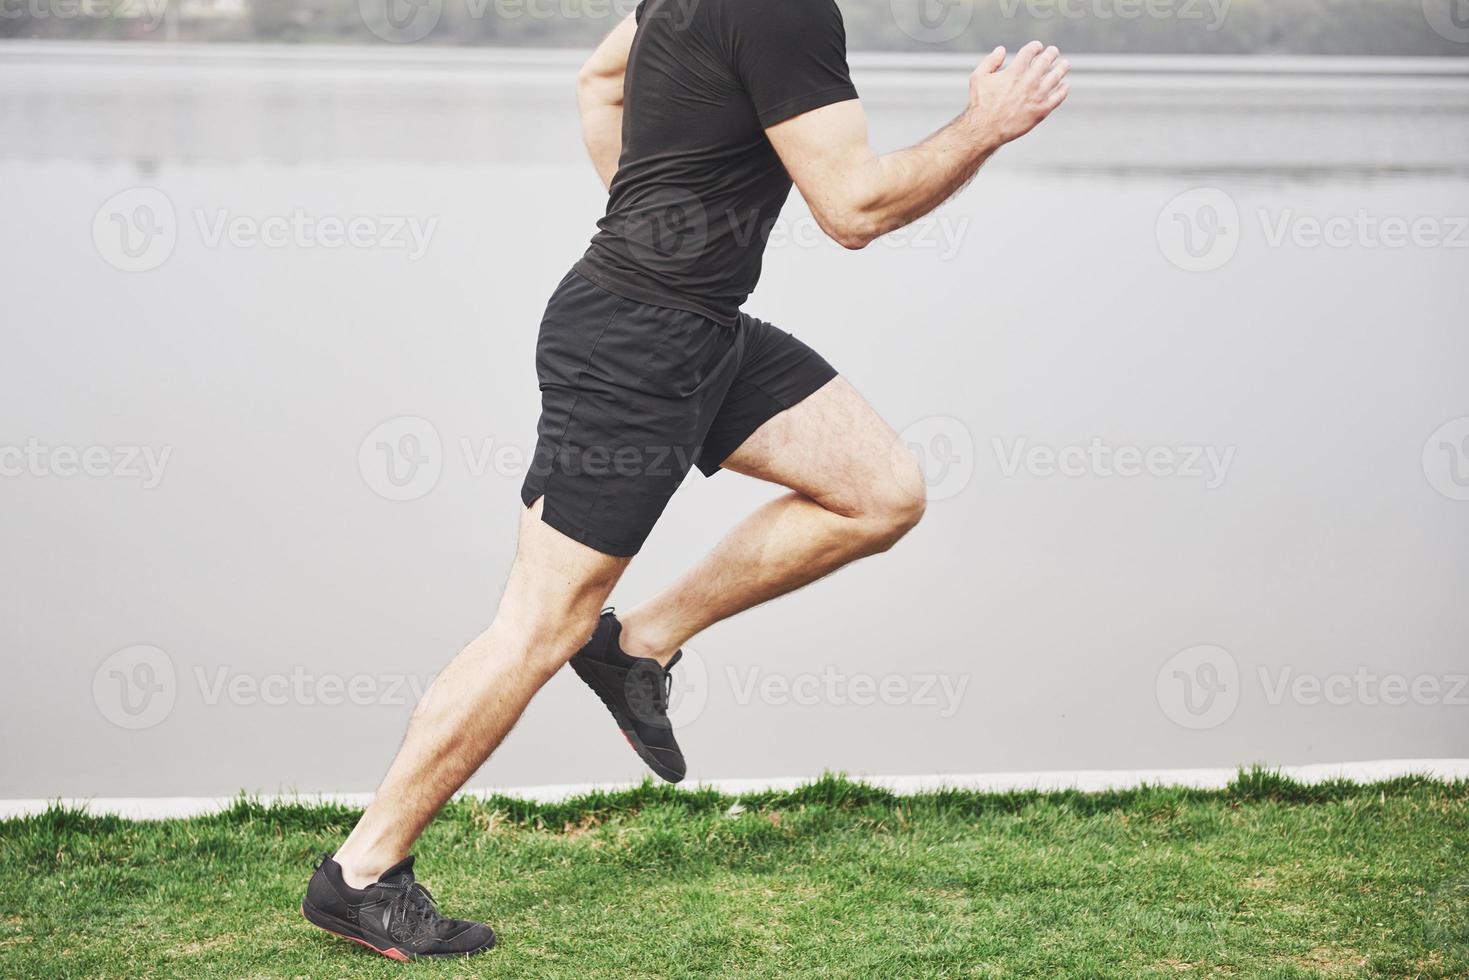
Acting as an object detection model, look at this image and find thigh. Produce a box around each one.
[696,313,838,476]
[719,375,924,518]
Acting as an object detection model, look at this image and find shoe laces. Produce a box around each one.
[381,880,443,941]
[632,664,671,717]
[644,650,682,717]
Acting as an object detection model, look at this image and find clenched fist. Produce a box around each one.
[968,41,1070,145]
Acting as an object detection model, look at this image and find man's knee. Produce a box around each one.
[855,454,927,552]
[499,608,600,677]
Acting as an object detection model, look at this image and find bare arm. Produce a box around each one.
[577,14,637,190]
[767,42,1070,250]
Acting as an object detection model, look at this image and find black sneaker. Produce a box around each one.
[301,854,495,961]
[569,609,686,783]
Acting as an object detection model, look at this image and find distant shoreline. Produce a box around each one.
[4,40,1469,80]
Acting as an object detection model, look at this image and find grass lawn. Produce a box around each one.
[2,771,1467,978]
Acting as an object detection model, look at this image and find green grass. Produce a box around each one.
[3,771,1468,978]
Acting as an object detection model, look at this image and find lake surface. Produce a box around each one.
[1,43,1466,798]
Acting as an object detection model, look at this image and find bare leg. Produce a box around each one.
[618,377,925,664]
[332,498,628,888]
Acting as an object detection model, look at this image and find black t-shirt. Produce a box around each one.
[574,0,858,326]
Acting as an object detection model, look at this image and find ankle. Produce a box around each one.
[617,611,678,666]
[332,845,398,890]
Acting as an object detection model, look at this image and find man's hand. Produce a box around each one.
[966,41,1070,146]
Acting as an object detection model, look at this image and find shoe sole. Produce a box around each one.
[300,901,494,961]
[569,656,684,783]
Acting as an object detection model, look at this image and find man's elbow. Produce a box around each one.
[822,208,883,251]
[834,226,877,250]
[813,184,889,250]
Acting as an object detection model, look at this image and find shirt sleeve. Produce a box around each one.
[727,0,858,129]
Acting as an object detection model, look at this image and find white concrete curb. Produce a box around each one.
[3,759,1466,822]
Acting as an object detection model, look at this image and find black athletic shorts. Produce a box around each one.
[520,270,837,557]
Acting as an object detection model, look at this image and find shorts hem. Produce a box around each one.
[523,491,643,558]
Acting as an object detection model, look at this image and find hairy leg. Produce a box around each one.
[332,498,627,887]
[618,377,925,664]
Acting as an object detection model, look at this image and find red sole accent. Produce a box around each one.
[301,904,410,961]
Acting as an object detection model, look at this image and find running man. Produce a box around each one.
[302,0,1068,959]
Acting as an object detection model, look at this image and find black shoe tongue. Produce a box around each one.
[665,650,683,671]
[376,855,415,884]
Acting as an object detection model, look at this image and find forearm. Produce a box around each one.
[780,43,1069,250]
[851,111,1002,243]
[577,13,636,191]
[578,84,623,190]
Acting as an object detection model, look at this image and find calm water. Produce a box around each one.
[2,44,1467,798]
